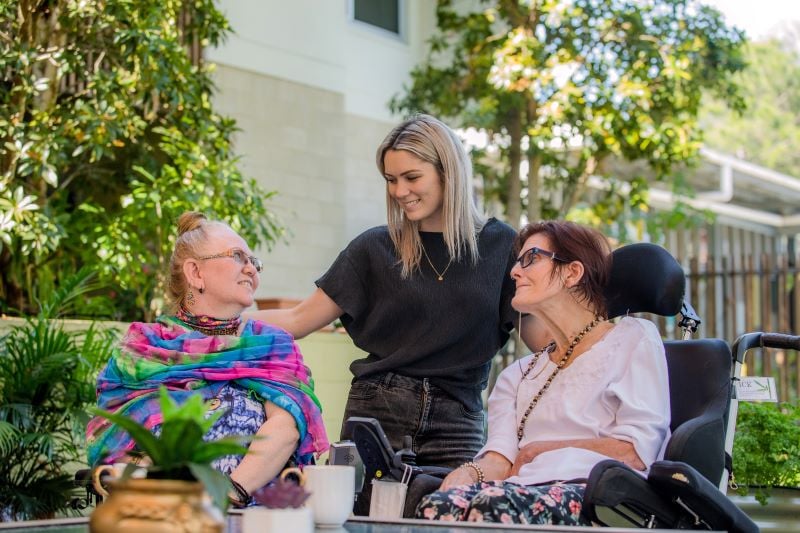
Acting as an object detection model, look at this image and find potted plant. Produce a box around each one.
[242,472,313,533]
[0,269,117,521]
[732,400,800,504]
[88,386,250,533]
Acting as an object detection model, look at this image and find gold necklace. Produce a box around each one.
[421,243,453,281]
[516,315,603,442]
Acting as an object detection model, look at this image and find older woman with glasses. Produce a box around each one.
[86,211,329,507]
[415,220,670,525]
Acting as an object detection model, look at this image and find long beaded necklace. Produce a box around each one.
[516,315,603,442]
[176,306,241,336]
[420,243,453,281]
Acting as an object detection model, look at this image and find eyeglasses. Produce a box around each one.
[515,247,566,269]
[197,248,263,273]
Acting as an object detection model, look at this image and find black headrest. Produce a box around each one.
[604,243,685,319]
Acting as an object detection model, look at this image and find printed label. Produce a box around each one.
[735,377,778,402]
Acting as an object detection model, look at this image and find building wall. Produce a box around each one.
[207,0,436,300]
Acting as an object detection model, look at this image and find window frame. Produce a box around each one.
[348,0,406,42]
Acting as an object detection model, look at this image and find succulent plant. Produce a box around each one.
[252,478,310,509]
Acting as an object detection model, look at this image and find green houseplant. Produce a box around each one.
[0,269,117,521]
[732,400,800,504]
[90,386,251,512]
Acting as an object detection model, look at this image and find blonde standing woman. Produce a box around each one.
[247,115,543,491]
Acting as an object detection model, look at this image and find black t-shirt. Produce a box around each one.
[316,218,517,411]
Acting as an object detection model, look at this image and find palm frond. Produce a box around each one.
[0,268,115,519]
[38,267,102,319]
[0,421,20,456]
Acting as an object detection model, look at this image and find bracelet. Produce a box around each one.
[461,461,485,483]
[229,478,250,507]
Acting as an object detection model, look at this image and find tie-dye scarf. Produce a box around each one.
[86,316,329,466]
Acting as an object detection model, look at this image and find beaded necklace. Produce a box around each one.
[516,315,603,442]
[176,306,242,336]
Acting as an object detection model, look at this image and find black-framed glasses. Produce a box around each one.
[198,248,263,273]
[515,247,566,269]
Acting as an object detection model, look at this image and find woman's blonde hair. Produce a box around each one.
[167,211,230,311]
[376,114,485,278]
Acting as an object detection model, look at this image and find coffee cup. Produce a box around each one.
[300,465,355,526]
[91,462,146,497]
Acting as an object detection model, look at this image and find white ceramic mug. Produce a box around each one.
[301,465,355,526]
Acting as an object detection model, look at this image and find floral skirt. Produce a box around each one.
[415,480,591,525]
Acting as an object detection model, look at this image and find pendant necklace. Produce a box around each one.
[421,243,453,281]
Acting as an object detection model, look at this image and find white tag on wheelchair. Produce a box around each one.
[735,377,778,402]
[369,479,407,519]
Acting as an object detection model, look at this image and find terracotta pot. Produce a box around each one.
[89,478,223,533]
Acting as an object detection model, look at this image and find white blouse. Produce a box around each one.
[478,316,670,486]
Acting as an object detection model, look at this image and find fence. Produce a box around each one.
[683,253,800,403]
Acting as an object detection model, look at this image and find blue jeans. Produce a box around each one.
[340,372,486,515]
[340,372,486,467]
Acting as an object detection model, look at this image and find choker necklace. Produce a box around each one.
[421,243,453,281]
[176,306,241,336]
[516,315,603,441]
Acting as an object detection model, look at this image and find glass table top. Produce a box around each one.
[0,515,708,533]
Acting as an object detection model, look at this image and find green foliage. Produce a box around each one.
[0,269,117,520]
[0,0,283,320]
[392,0,746,230]
[733,401,800,505]
[91,387,250,512]
[701,38,800,176]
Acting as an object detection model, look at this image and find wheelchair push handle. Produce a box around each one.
[760,332,800,351]
[732,331,800,364]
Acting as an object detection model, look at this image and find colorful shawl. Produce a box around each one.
[86,316,329,465]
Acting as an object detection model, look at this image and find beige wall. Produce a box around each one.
[295,331,365,450]
[211,66,392,300]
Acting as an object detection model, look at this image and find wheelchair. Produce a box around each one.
[349,242,793,530]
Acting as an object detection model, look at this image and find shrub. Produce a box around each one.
[732,400,800,504]
[0,269,117,520]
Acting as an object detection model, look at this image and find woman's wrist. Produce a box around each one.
[228,477,250,507]
[461,461,485,483]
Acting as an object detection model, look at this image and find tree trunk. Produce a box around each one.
[563,154,603,214]
[527,152,542,222]
[506,111,522,228]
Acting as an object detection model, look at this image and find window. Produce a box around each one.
[351,0,402,37]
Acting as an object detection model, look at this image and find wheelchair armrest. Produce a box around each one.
[582,459,679,528]
[404,470,451,518]
[665,414,725,485]
[648,461,759,533]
